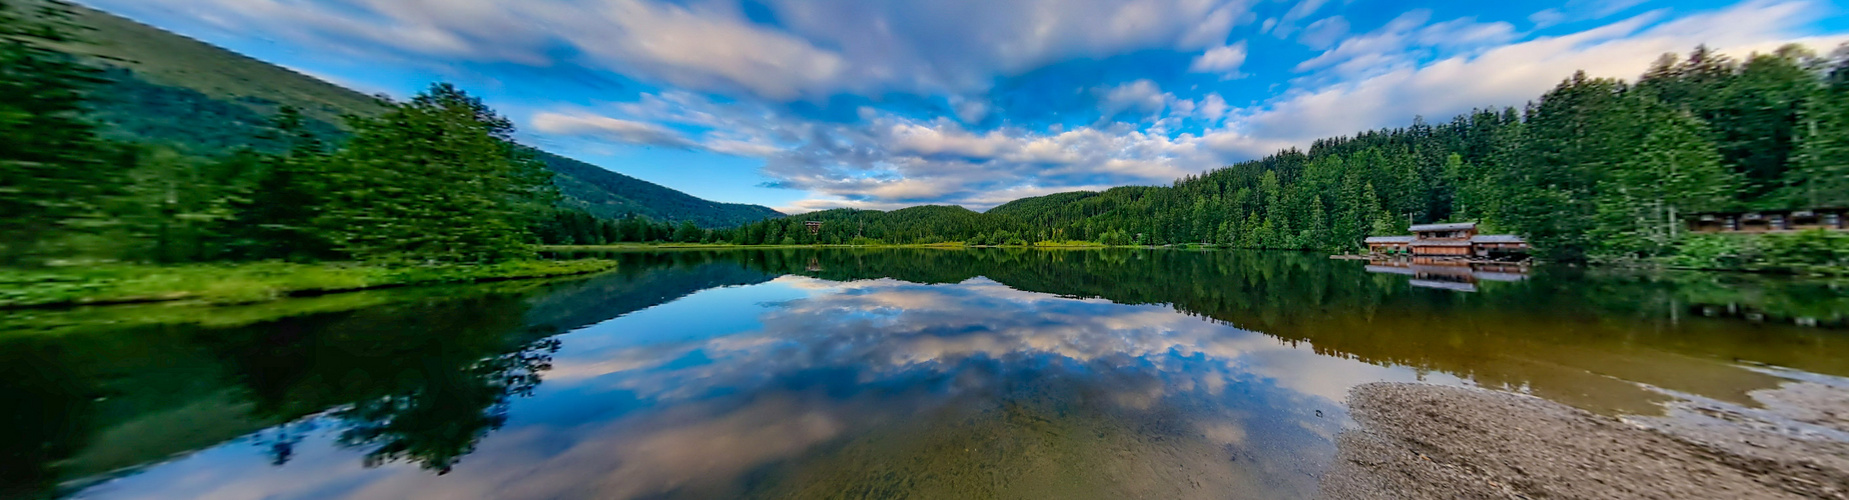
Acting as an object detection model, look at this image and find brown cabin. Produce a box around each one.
[1365,222,1528,259]
[1364,258,1530,293]
[1686,208,1847,233]
[804,221,824,235]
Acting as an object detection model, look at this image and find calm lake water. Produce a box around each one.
[5,249,1847,499]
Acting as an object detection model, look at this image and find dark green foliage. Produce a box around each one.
[0,0,122,263]
[1668,230,1849,275]
[228,106,340,261]
[317,84,554,262]
[24,0,781,233]
[685,44,1844,266]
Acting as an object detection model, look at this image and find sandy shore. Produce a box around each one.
[1318,382,1849,499]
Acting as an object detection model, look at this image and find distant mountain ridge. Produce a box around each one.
[45,0,782,227]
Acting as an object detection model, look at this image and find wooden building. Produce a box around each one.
[1686,208,1847,233]
[1363,235,1413,254]
[1364,222,1528,260]
[804,221,824,235]
[1364,258,1530,293]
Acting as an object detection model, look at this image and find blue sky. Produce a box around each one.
[83,0,1849,213]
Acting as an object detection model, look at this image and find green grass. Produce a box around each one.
[0,260,617,308]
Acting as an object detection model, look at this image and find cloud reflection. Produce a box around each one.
[79,274,1452,500]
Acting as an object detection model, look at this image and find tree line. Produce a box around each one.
[6,0,1844,265]
[639,44,1848,264]
[0,1,660,265]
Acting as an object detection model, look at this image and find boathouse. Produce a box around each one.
[1364,222,1528,260]
[804,221,824,234]
[1364,258,1530,292]
[1686,208,1847,233]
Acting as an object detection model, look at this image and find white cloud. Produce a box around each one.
[1097,79,1173,116]
[1530,0,1651,28]
[530,112,699,149]
[1226,0,1843,156]
[1188,41,1250,75]
[1294,10,1518,79]
[102,0,1261,103]
[1271,0,1332,37]
[1297,16,1351,49]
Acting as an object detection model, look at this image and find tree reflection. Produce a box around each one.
[332,338,560,473]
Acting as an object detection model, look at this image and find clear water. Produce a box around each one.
[6,249,1845,499]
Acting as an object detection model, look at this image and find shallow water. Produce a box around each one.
[5,249,1846,499]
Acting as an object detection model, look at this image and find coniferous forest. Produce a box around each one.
[2,0,1846,273]
[705,44,1849,271]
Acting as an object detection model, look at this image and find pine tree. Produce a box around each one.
[0,0,120,263]
[318,84,549,262]
[230,106,338,260]
[1593,106,1735,256]
[1791,57,1849,207]
[1712,47,1814,197]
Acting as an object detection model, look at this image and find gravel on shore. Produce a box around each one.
[1318,382,1849,499]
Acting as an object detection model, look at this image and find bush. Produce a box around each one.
[1666,230,1848,275]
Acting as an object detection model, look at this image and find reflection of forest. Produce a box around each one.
[8,248,1844,498]
[0,262,773,498]
[640,248,1849,415]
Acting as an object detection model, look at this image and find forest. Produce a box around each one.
[4,0,1846,273]
[676,43,1848,270]
[0,1,642,267]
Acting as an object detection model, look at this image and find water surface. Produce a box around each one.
[6,249,1846,499]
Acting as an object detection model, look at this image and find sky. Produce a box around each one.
[81,0,1849,213]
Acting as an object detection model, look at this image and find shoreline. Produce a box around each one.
[0,259,619,310]
[1319,382,1849,499]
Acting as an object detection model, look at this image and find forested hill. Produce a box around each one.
[45,0,780,227]
[537,151,781,226]
[720,43,1847,268]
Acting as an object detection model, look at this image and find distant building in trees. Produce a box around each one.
[1364,222,1528,260]
[804,221,824,235]
[1685,208,1847,233]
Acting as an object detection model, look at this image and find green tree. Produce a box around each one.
[317,84,551,262]
[1790,53,1849,207]
[0,1,120,264]
[1593,107,1735,256]
[229,106,339,260]
[672,220,701,243]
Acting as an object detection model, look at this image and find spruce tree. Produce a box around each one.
[318,84,550,262]
[0,0,118,264]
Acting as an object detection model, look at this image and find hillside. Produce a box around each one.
[39,0,781,227]
[538,151,782,226]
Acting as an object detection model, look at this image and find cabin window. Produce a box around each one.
[1725,216,1738,231]
[1828,213,1842,228]
[1771,214,1786,230]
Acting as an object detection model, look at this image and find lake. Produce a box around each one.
[6,249,1847,499]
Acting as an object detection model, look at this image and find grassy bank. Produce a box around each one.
[0,259,618,309]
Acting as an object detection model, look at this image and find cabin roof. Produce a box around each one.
[1364,236,1415,243]
[1470,234,1526,244]
[1409,222,1477,232]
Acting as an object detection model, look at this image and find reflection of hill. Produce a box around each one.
[1,259,772,498]
[661,248,1849,415]
[522,257,776,333]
